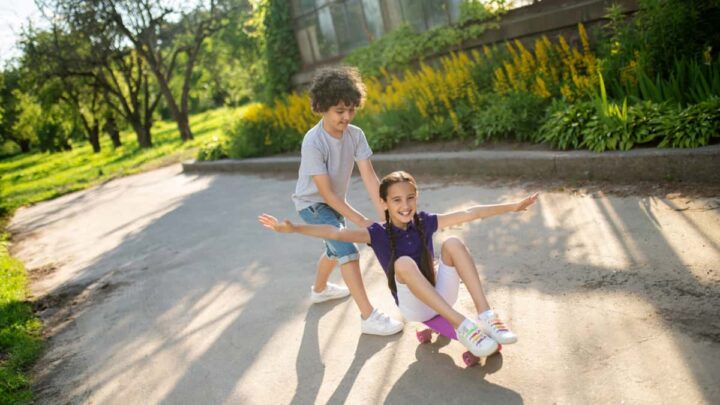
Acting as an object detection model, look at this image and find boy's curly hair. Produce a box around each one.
[309,66,366,113]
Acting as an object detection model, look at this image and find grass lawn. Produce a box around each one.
[0,105,238,403]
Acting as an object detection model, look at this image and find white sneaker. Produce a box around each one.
[310,283,350,304]
[361,308,404,336]
[456,319,499,357]
[478,312,518,344]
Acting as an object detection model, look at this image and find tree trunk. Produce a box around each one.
[18,139,31,153]
[130,118,152,148]
[104,116,122,148]
[88,122,101,153]
[155,73,193,142]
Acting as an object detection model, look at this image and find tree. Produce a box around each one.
[0,68,33,152]
[22,13,161,149]
[262,0,299,102]
[92,0,244,142]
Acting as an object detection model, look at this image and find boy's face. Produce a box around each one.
[321,101,357,137]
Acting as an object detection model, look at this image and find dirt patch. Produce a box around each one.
[33,279,129,339]
[28,263,60,282]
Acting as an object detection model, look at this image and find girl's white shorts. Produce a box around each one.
[396,257,460,322]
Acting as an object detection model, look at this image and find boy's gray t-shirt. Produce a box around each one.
[292,120,373,211]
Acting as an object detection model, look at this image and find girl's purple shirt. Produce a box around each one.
[367,210,439,279]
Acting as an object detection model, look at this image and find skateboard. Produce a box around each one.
[416,315,502,367]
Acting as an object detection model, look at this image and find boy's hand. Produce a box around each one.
[258,214,295,233]
[514,193,539,212]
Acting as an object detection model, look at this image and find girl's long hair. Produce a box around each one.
[379,171,435,298]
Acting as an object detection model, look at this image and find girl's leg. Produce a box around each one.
[441,237,518,344]
[312,254,337,292]
[441,237,490,314]
[396,256,499,357]
[395,256,465,328]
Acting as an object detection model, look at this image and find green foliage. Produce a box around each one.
[472,92,547,142]
[0,108,230,211]
[537,97,720,151]
[610,55,720,106]
[354,107,419,151]
[656,97,720,147]
[600,0,720,95]
[535,100,595,150]
[344,2,505,78]
[226,116,302,159]
[263,0,300,102]
[196,134,228,161]
[0,238,43,405]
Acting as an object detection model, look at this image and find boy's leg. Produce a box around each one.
[310,253,349,304]
[338,259,373,318]
[312,254,337,293]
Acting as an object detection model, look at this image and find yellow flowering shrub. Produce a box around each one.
[224,24,601,157]
[493,24,598,101]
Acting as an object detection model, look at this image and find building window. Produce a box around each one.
[292,0,461,66]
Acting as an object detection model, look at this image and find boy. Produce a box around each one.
[292,66,403,336]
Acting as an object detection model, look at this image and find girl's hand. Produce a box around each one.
[514,193,539,212]
[258,214,295,233]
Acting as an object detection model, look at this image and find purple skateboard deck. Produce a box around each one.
[423,314,457,340]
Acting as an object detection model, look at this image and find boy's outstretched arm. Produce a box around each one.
[437,193,539,229]
[258,214,371,244]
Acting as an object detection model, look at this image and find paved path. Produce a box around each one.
[9,164,720,404]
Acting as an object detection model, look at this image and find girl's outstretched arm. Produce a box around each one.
[258,214,371,244]
[437,193,538,229]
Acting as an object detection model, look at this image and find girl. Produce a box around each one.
[259,171,538,357]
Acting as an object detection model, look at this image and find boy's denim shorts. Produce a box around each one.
[298,203,359,265]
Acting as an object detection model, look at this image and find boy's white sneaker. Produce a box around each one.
[456,319,499,357]
[478,312,518,344]
[310,283,350,304]
[361,308,404,336]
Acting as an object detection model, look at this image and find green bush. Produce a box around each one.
[656,97,720,148]
[472,92,547,143]
[354,107,419,151]
[196,135,228,161]
[536,100,595,150]
[600,0,720,101]
[537,97,720,151]
[609,55,720,106]
[226,117,302,159]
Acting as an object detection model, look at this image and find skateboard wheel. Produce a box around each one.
[416,329,432,343]
[462,351,479,367]
[497,343,502,353]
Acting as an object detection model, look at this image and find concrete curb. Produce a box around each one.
[182,144,720,184]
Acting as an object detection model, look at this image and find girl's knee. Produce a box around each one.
[394,256,418,275]
[441,236,466,253]
[394,256,418,284]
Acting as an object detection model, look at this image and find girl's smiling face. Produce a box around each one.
[382,181,418,229]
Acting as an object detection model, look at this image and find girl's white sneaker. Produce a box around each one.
[478,313,518,344]
[456,319,498,357]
